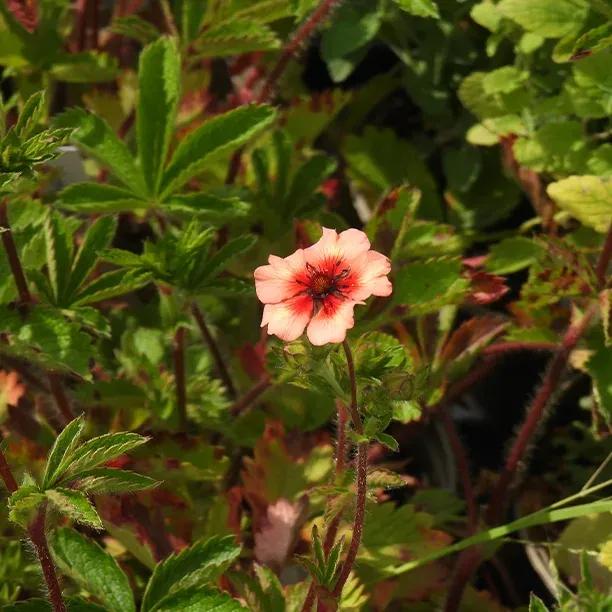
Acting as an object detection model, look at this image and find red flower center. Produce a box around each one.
[304,262,350,299]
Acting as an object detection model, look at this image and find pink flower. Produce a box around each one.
[254,498,304,567]
[254,228,392,345]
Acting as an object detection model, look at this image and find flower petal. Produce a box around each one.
[344,250,392,301]
[306,297,357,346]
[254,249,307,304]
[337,228,371,264]
[303,227,340,270]
[261,294,313,341]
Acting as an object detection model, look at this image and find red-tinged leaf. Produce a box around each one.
[6,0,38,32]
[440,316,508,363]
[0,370,25,408]
[466,271,510,305]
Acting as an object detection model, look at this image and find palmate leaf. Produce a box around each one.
[51,528,136,612]
[72,268,151,306]
[46,488,103,529]
[0,305,96,378]
[14,91,46,139]
[55,108,147,197]
[141,535,241,612]
[193,19,280,59]
[392,0,440,18]
[8,485,46,528]
[160,105,276,198]
[152,587,247,612]
[43,211,73,304]
[164,192,251,223]
[58,182,148,214]
[60,431,150,478]
[137,37,181,196]
[197,234,257,286]
[69,467,159,494]
[64,216,117,304]
[42,414,86,488]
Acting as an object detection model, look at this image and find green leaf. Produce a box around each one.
[69,467,159,494]
[137,37,181,195]
[392,0,440,18]
[482,66,528,95]
[55,109,147,197]
[62,431,149,478]
[58,182,148,213]
[586,337,612,423]
[43,415,86,489]
[46,488,103,529]
[194,19,280,58]
[0,306,95,378]
[286,154,337,216]
[160,105,276,198]
[547,175,612,233]
[164,192,250,222]
[14,91,46,139]
[497,0,588,38]
[72,269,151,306]
[486,237,544,274]
[142,535,241,612]
[51,527,136,612]
[43,212,73,305]
[529,594,550,611]
[199,235,257,284]
[375,433,399,452]
[8,485,45,527]
[152,587,247,612]
[573,22,612,57]
[110,15,161,45]
[50,52,119,84]
[65,216,117,303]
[391,497,612,575]
[393,259,469,313]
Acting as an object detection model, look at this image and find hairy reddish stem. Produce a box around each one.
[47,372,74,424]
[226,0,343,184]
[331,341,367,598]
[173,326,187,430]
[0,449,66,612]
[0,198,32,304]
[191,302,237,399]
[439,409,478,532]
[29,505,67,612]
[486,304,597,524]
[444,547,482,612]
[257,0,343,104]
[229,377,271,417]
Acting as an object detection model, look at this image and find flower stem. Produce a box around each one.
[0,198,32,305]
[47,372,74,425]
[302,402,348,612]
[191,302,236,399]
[0,448,66,612]
[331,341,367,598]
[173,326,187,430]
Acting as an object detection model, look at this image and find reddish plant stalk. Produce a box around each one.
[256,0,343,104]
[47,372,74,424]
[482,341,557,356]
[191,302,237,399]
[0,198,32,304]
[443,547,482,612]
[173,326,187,429]
[331,341,367,598]
[439,409,478,532]
[226,0,343,184]
[229,377,271,417]
[486,304,597,525]
[0,449,66,612]
[301,402,349,612]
